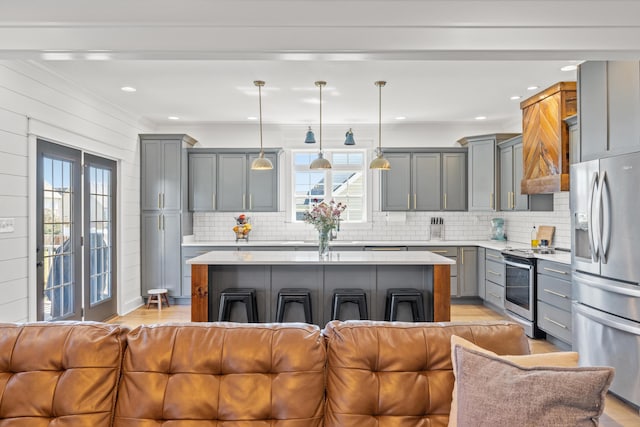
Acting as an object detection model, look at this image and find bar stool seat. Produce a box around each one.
[146,289,170,311]
[331,288,368,321]
[275,288,313,323]
[385,288,425,322]
[218,288,259,322]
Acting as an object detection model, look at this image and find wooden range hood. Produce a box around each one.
[520,82,576,194]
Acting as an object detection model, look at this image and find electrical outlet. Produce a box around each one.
[0,218,15,233]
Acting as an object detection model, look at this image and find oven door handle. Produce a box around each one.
[504,259,533,271]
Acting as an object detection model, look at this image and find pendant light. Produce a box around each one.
[304,126,316,144]
[369,80,391,170]
[344,128,355,145]
[250,80,274,170]
[309,80,332,169]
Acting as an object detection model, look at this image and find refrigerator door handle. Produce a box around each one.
[574,301,640,336]
[595,170,606,263]
[587,171,600,262]
[601,170,611,264]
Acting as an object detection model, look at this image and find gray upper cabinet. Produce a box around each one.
[141,140,182,211]
[381,153,412,211]
[498,136,529,211]
[565,115,580,165]
[579,61,640,161]
[217,153,247,211]
[382,149,466,211]
[248,153,278,211]
[189,149,280,212]
[413,153,441,211]
[442,152,467,211]
[466,137,497,211]
[499,145,514,211]
[189,153,217,211]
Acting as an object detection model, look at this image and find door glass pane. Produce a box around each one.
[42,157,75,320]
[89,165,112,305]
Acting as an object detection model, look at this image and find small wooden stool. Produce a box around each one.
[147,289,170,311]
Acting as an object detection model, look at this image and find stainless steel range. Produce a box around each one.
[501,248,545,338]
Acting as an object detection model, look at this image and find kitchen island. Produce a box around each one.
[188,250,454,325]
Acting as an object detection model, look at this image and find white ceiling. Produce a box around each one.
[2,0,639,127]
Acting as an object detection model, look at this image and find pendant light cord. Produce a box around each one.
[319,82,323,152]
[258,83,263,152]
[378,82,382,153]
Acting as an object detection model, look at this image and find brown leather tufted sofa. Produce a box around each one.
[0,320,528,426]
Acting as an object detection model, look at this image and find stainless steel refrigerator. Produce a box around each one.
[571,152,640,408]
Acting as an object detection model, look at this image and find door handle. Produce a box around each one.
[587,171,599,262]
[600,171,611,264]
[36,261,43,267]
[595,171,605,263]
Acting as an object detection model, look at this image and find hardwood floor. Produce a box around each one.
[109,302,640,426]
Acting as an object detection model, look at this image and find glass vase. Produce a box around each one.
[318,229,330,259]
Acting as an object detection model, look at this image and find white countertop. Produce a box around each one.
[187,250,456,265]
[182,238,572,265]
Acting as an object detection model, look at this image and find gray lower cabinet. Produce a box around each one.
[483,249,505,310]
[457,247,477,297]
[142,212,182,299]
[536,260,572,344]
[477,247,486,299]
[381,149,467,212]
[579,61,640,162]
[189,153,216,211]
[189,150,279,212]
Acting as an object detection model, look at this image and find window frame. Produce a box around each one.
[290,148,368,224]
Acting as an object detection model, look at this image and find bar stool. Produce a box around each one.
[331,288,368,321]
[384,288,426,322]
[275,288,313,323]
[218,288,259,322]
[146,289,170,311]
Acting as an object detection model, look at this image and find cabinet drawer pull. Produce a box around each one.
[444,193,447,210]
[162,193,165,208]
[158,193,162,209]
[158,214,162,230]
[414,193,417,209]
[544,317,568,329]
[407,194,410,210]
[487,270,502,276]
[431,250,448,254]
[543,267,569,275]
[213,192,216,210]
[461,248,464,264]
[488,291,501,299]
[250,194,253,210]
[543,289,568,299]
[490,192,494,209]
[487,254,502,260]
[243,193,246,210]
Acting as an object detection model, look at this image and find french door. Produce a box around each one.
[36,139,117,321]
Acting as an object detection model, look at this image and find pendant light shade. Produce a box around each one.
[370,81,391,170]
[310,81,331,169]
[250,80,274,170]
[304,126,316,144]
[344,128,356,145]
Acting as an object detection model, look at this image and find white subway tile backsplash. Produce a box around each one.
[193,192,571,248]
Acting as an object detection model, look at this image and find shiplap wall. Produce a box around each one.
[0,61,151,322]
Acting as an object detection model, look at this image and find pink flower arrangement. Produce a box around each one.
[302,199,346,233]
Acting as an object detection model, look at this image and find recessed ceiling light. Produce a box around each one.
[168,116,179,120]
[121,86,137,92]
[395,116,406,120]
[247,116,257,120]
[560,65,578,72]
[475,116,487,121]
[527,86,539,91]
[510,95,522,100]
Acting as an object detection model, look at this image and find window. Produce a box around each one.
[292,150,366,222]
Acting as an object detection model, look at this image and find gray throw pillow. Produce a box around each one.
[453,345,614,427]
